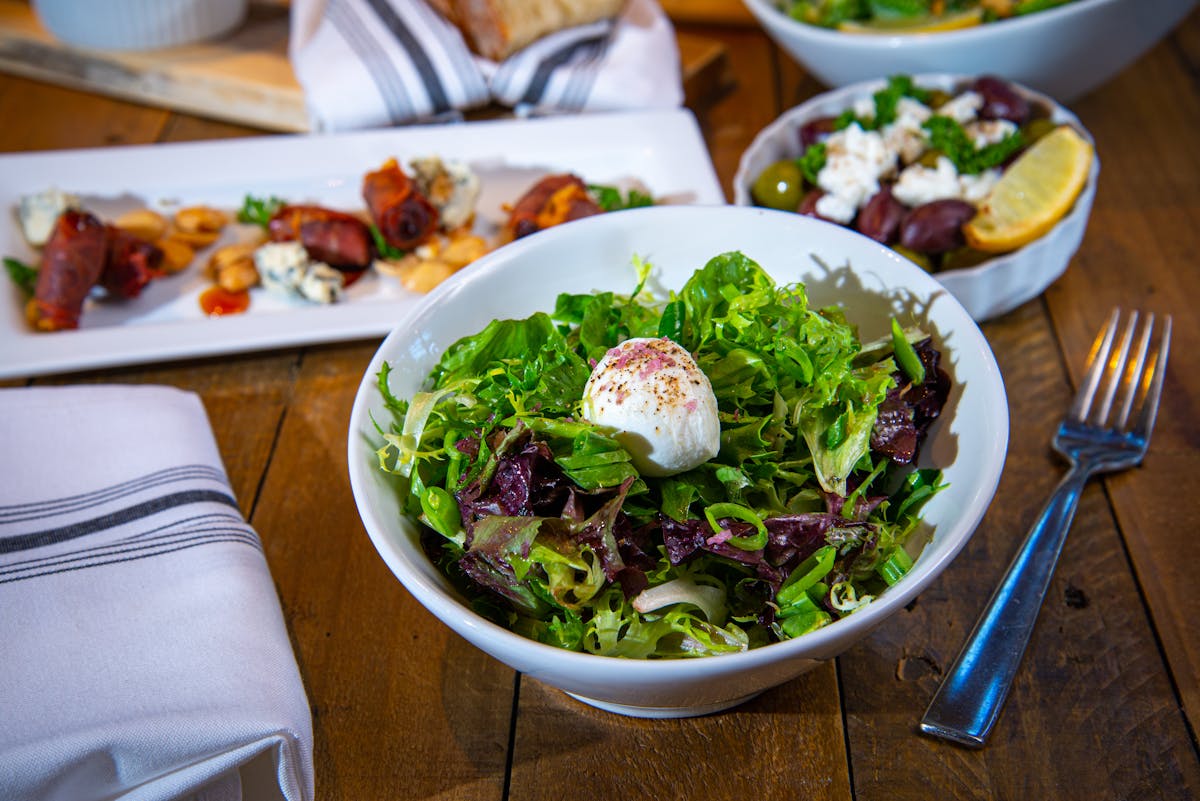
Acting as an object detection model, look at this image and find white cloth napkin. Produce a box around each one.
[289,0,683,131]
[0,386,314,801]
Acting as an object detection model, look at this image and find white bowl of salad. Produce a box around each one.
[741,0,1195,102]
[347,204,1007,718]
[735,73,1100,322]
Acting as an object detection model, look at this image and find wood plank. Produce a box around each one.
[1045,13,1200,737]
[0,0,308,132]
[688,25,791,200]
[839,303,1200,799]
[0,69,167,151]
[249,341,515,799]
[662,0,757,26]
[510,665,852,801]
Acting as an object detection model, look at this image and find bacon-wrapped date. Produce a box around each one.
[26,210,108,332]
[101,225,164,299]
[504,173,602,241]
[267,204,374,270]
[362,159,438,251]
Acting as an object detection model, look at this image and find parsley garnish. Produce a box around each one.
[923,115,1024,175]
[237,194,286,228]
[3,256,37,296]
[370,224,407,260]
[588,184,655,212]
[797,142,827,186]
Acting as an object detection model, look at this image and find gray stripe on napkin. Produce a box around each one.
[329,0,415,124]
[2,514,260,584]
[0,465,226,524]
[0,489,241,555]
[363,0,451,112]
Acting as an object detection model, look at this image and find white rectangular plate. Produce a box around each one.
[0,108,724,379]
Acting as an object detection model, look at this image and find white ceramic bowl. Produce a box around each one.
[347,205,1008,718]
[741,0,1196,102]
[33,0,247,51]
[733,73,1100,322]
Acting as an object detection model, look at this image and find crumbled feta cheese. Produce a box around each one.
[936,91,983,124]
[965,119,1018,148]
[852,96,876,122]
[959,168,1002,204]
[883,97,935,165]
[893,156,963,207]
[255,242,309,294]
[581,337,721,477]
[816,124,896,224]
[298,261,345,304]
[17,187,79,247]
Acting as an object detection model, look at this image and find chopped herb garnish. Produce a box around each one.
[923,115,1024,175]
[370,224,407,260]
[4,256,38,296]
[797,142,828,186]
[237,194,286,228]
[588,184,655,212]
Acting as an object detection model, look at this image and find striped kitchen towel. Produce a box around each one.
[289,0,682,131]
[0,385,313,801]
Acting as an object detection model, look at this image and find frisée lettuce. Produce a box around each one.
[373,251,950,658]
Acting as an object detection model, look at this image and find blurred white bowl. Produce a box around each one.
[347,205,1008,719]
[733,73,1100,322]
[741,0,1196,102]
[33,0,247,51]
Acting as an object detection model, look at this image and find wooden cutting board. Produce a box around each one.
[0,0,731,133]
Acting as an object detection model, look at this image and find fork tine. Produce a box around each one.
[1115,313,1154,430]
[1132,314,1172,441]
[1094,310,1138,427]
[1070,308,1120,423]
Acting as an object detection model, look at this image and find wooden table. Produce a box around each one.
[2,10,1199,800]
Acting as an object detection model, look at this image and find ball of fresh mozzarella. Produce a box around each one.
[581,337,721,477]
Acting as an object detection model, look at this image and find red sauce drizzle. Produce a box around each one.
[200,285,251,316]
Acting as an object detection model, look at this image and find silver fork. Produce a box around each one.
[919,308,1172,748]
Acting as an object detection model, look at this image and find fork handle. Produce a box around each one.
[919,462,1093,747]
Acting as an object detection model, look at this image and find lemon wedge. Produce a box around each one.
[836,8,984,33]
[963,125,1094,253]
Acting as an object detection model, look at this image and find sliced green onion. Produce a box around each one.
[877,546,914,586]
[777,545,836,606]
[779,594,832,638]
[891,318,926,384]
[704,502,768,551]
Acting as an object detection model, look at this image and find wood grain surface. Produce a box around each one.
[1,7,1198,800]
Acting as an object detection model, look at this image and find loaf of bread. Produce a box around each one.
[427,0,626,61]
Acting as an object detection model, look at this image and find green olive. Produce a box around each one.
[751,160,804,211]
[917,149,945,168]
[940,247,994,272]
[892,245,934,273]
[926,89,952,109]
[1021,118,1058,145]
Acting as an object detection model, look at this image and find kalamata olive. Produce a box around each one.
[856,187,906,244]
[972,75,1031,126]
[799,116,839,148]
[899,200,977,254]
[797,188,830,219]
[751,160,804,211]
